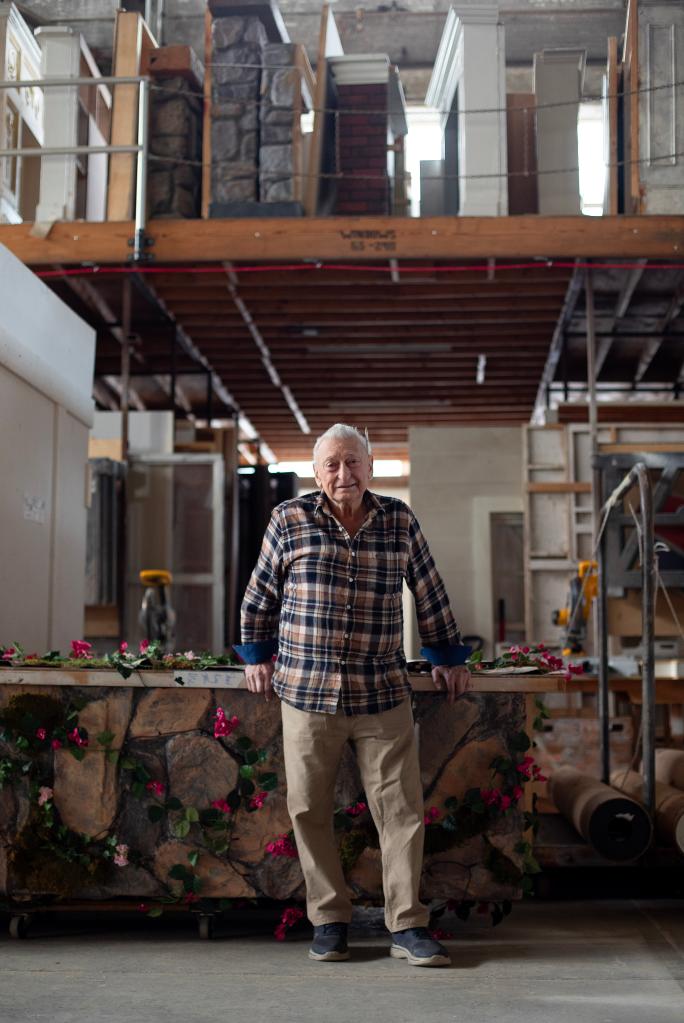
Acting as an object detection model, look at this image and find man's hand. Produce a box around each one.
[245,661,275,701]
[431,664,471,704]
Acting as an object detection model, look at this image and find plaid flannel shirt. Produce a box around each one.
[236,490,465,715]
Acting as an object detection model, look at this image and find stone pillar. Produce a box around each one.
[425,5,508,216]
[534,49,585,215]
[210,16,267,206]
[147,49,204,219]
[638,1,684,214]
[259,43,297,203]
[34,26,81,223]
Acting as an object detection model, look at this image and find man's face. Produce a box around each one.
[313,435,373,512]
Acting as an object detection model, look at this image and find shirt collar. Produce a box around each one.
[314,489,385,520]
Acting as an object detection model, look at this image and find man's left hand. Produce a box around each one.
[431,664,471,704]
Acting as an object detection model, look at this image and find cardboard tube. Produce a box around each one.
[611,769,684,854]
[654,749,684,792]
[548,766,653,861]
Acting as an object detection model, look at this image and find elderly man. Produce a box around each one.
[235,424,470,967]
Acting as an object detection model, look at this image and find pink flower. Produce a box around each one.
[481,788,501,807]
[512,785,524,802]
[139,639,150,654]
[266,834,298,859]
[345,801,368,817]
[213,706,239,739]
[423,806,441,825]
[38,786,53,806]
[182,650,196,661]
[70,639,93,659]
[145,780,165,797]
[499,795,512,811]
[119,641,129,653]
[163,654,174,662]
[1,647,16,661]
[35,727,47,741]
[536,643,546,651]
[275,904,304,937]
[184,893,199,905]
[521,646,530,654]
[113,843,129,867]
[532,765,547,783]
[211,799,233,814]
[68,727,88,748]
[249,791,268,810]
[51,738,62,750]
[137,903,149,913]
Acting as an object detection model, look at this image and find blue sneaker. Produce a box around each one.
[390,927,450,967]
[309,922,350,961]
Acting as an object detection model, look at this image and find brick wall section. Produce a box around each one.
[334,83,390,215]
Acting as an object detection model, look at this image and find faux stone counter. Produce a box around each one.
[0,670,563,907]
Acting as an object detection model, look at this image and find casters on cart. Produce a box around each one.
[198,915,215,940]
[9,914,32,939]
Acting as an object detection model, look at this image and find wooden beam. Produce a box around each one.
[530,263,584,422]
[304,4,330,216]
[4,216,684,265]
[106,11,158,222]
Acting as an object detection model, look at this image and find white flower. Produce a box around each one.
[38,786,53,806]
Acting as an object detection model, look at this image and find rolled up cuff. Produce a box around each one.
[233,639,278,664]
[420,643,472,667]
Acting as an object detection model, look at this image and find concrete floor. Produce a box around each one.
[1,900,683,1023]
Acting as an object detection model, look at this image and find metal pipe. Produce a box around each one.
[121,277,133,462]
[133,77,151,263]
[636,463,656,819]
[599,461,656,821]
[0,75,146,89]
[595,462,610,783]
[0,144,141,158]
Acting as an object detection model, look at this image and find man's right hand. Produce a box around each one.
[244,661,275,701]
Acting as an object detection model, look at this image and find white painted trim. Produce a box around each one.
[0,244,95,426]
[330,54,390,86]
[472,495,524,659]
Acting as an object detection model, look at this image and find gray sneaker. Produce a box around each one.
[390,927,451,967]
[309,922,350,961]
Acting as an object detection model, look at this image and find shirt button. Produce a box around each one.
[340,659,346,665]
[351,551,356,557]
[346,604,351,610]
[344,633,349,639]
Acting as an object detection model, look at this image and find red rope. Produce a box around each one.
[34,259,684,280]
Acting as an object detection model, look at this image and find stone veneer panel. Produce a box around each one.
[259,43,297,202]
[149,73,204,218]
[53,690,133,836]
[211,16,267,203]
[129,688,212,737]
[1,685,526,904]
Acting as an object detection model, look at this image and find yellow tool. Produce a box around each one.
[552,560,598,655]
[138,570,176,650]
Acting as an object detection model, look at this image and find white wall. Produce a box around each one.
[408,426,523,658]
[0,244,95,651]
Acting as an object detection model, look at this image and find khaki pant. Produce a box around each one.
[281,697,429,932]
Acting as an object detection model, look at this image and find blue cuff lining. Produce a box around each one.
[420,644,472,666]
[233,639,278,664]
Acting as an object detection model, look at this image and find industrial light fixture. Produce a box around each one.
[476,353,487,385]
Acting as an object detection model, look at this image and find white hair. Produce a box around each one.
[312,423,371,463]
